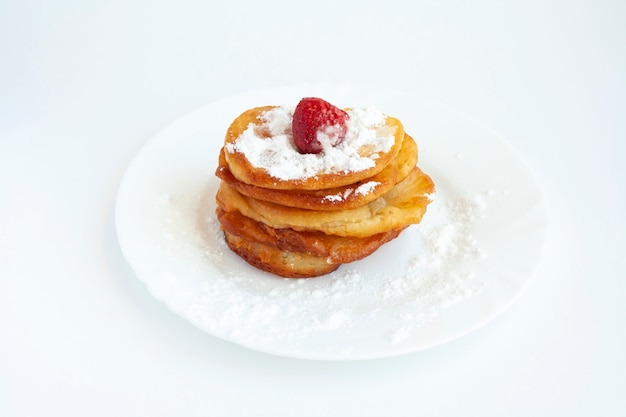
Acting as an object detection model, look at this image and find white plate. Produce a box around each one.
[115,84,547,360]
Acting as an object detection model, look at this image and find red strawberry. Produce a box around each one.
[292,97,350,154]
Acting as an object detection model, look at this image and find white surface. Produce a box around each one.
[115,85,546,360]
[1,0,624,415]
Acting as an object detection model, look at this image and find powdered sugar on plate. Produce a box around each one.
[150,180,491,351]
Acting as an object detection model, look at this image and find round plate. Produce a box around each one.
[115,84,547,360]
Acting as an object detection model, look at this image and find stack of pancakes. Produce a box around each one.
[215,105,435,278]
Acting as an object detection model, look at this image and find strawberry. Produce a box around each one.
[292,97,350,154]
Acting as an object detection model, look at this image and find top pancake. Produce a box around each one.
[222,105,405,191]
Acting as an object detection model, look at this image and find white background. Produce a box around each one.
[1,1,624,416]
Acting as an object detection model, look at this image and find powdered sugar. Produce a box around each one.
[155,184,491,350]
[354,181,379,196]
[321,180,380,203]
[225,106,395,180]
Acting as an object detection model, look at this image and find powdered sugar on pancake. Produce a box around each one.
[225,106,396,180]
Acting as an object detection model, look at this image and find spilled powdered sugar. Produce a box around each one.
[151,183,492,350]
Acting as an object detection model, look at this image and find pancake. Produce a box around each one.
[223,231,340,278]
[214,99,435,278]
[223,105,405,190]
[216,207,405,264]
[216,166,435,238]
[216,133,419,211]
